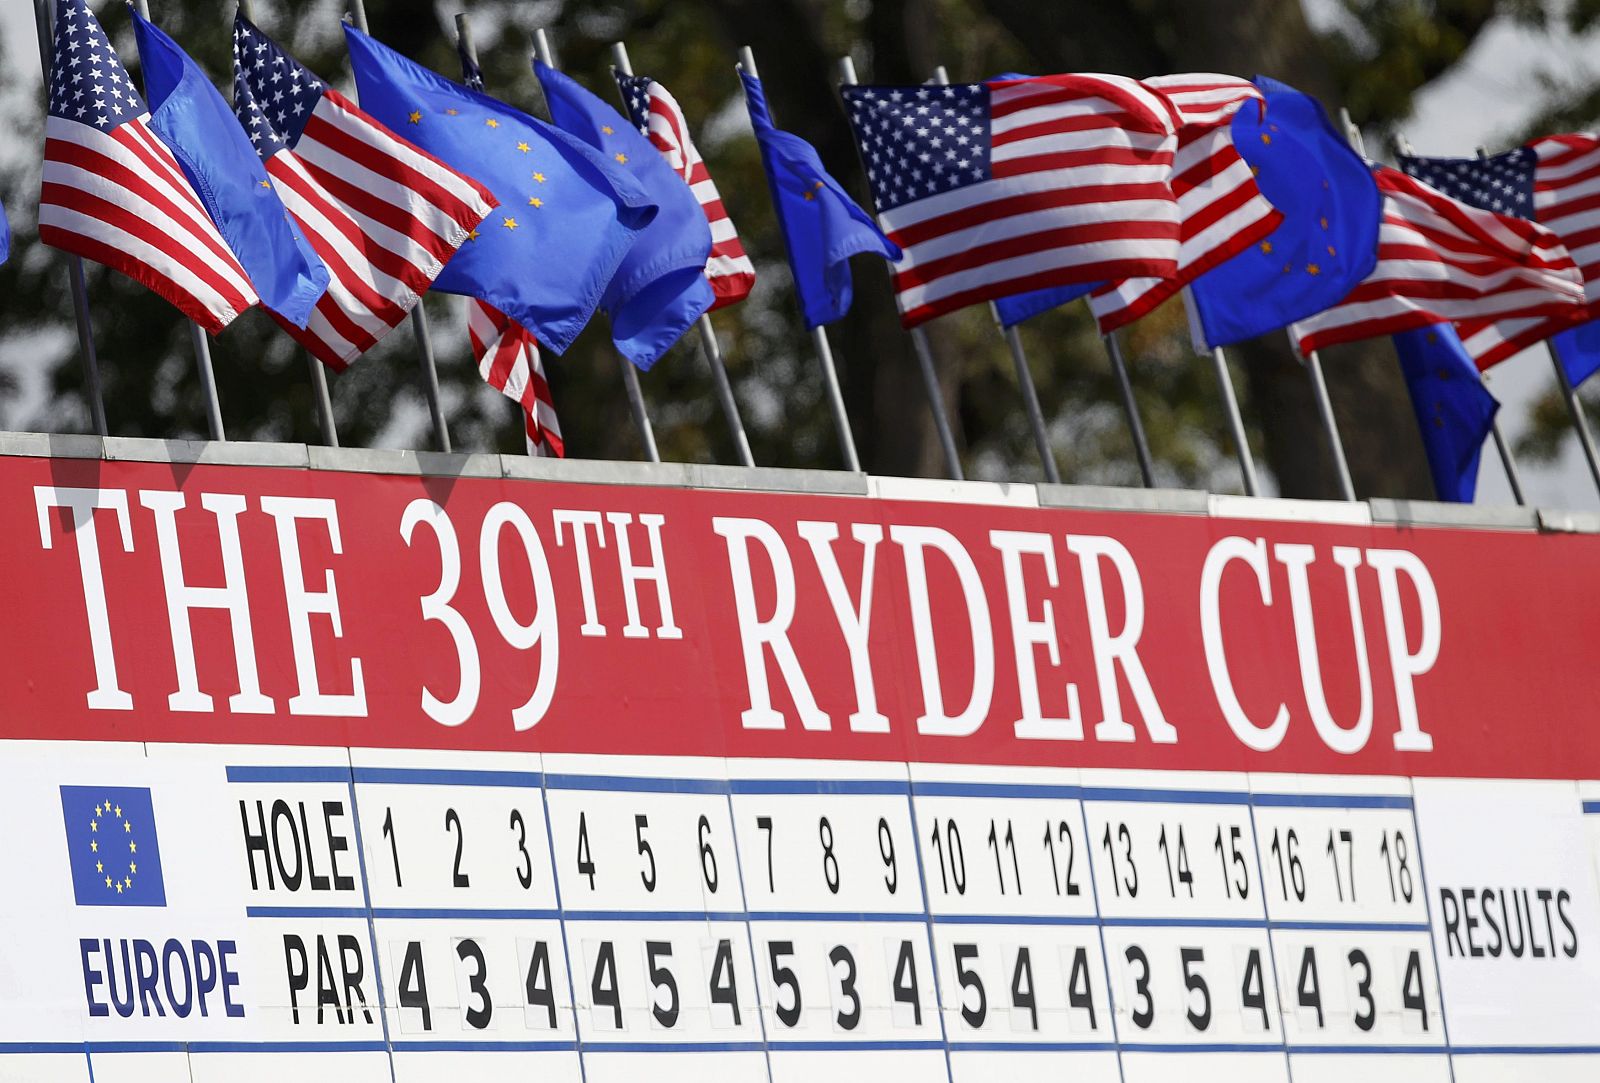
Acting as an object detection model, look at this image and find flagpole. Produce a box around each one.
[1102,330,1156,487]
[1467,145,1600,500]
[736,47,861,472]
[128,0,225,440]
[344,0,449,452]
[991,309,1060,482]
[1298,342,1357,500]
[836,55,963,480]
[31,0,107,437]
[1180,287,1260,495]
[532,29,660,463]
[1396,130,1525,502]
[609,41,754,468]
[236,0,337,447]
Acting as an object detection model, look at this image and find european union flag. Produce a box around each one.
[132,11,327,328]
[740,70,900,329]
[1188,77,1381,349]
[60,786,167,907]
[1551,320,1600,388]
[994,282,1096,328]
[344,26,656,355]
[0,197,9,266]
[1393,324,1499,503]
[537,62,712,370]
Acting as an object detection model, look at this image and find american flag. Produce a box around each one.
[454,44,562,455]
[841,74,1181,328]
[1293,165,1585,353]
[1403,139,1600,368]
[467,300,563,456]
[40,0,258,332]
[233,15,494,370]
[617,74,756,309]
[1086,74,1280,332]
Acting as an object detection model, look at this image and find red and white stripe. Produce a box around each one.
[1294,165,1584,354]
[40,114,258,333]
[1086,75,1280,332]
[880,74,1181,328]
[468,299,563,456]
[266,89,495,370]
[1458,134,1600,368]
[634,78,755,309]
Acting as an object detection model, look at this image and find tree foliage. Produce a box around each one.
[1,0,1594,490]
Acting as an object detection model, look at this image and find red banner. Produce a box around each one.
[6,453,1597,779]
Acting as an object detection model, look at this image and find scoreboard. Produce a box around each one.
[2,442,1599,1082]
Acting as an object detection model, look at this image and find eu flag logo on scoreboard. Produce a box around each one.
[59,786,166,907]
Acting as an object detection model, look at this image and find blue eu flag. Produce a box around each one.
[537,62,713,370]
[1393,325,1499,503]
[344,26,656,355]
[131,11,327,329]
[0,197,9,266]
[1188,77,1382,349]
[1552,321,1600,387]
[994,282,1096,328]
[740,70,900,329]
[61,786,167,907]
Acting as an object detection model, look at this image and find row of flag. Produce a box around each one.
[15,0,1600,501]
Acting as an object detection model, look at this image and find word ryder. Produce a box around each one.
[31,484,1436,758]
[13,457,1599,780]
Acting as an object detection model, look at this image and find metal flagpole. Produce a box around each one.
[1102,331,1156,487]
[737,47,861,472]
[533,29,659,463]
[1180,287,1260,494]
[31,0,108,437]
[344,0,449,452]
[1297,341,1357,500]
[836,55,963,480]
[1390,130,1525,501]
[1467,145,1600,499]
[128,0,225,440]
[609,41,754,467]
[236,0,337,446]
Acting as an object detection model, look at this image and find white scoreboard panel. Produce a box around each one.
[4,742,1600,1081]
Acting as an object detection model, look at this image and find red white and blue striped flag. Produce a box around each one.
[1086,74,1281,333]
[233,15,494,370]
[616,73,756,309]
[40,0,257,331]
[841,74,1182,328]
[1403,137,1600,368]
[466,300,563,456]
[1293,165,1585,353]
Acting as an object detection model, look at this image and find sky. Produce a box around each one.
[2,2,1599,509]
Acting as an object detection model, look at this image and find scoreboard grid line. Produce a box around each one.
[536,776,591,1083]
[343,774,400,1083]
[945,1040,1121,1052]
[1250,793,1414,809]
[728,779,909,795]
[1244,790,1297,1083]
[720,788,777,1083]
[225,765,351,784]
[1076,790,1129,1083]
[352,767,543,788]
[369,906,562,920]
[1081,787,1251,805]
[544,774,729,794]
[899,782,957,1083]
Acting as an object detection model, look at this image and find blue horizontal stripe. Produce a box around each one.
[766,1039,946,1051]
[746,911,926,923]
[729,779,909,795]
[912,782,1083,800]
[932,913,1101,926]
[563,909,749,923]
[1082,787,1250,805]
[948,1041,1119,1052]
[391,1040,577,1052]
[0,1044,86,1054]
[1289,1044,1449,1054]
[1451,1045,1600,1055]
[1270,920,1431,933]
[353,767,541,788]
[246,905,368,919]
[1252,793,1413,809]
[545,774,727,794]
[1118,1042,1284,1053]
[580,1040,767,1053]
[372,907,561,921]
[226,765,350,784]
[187,1041,389,1053]
[1101,916,1266,928]
[1582,801,1600,815]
